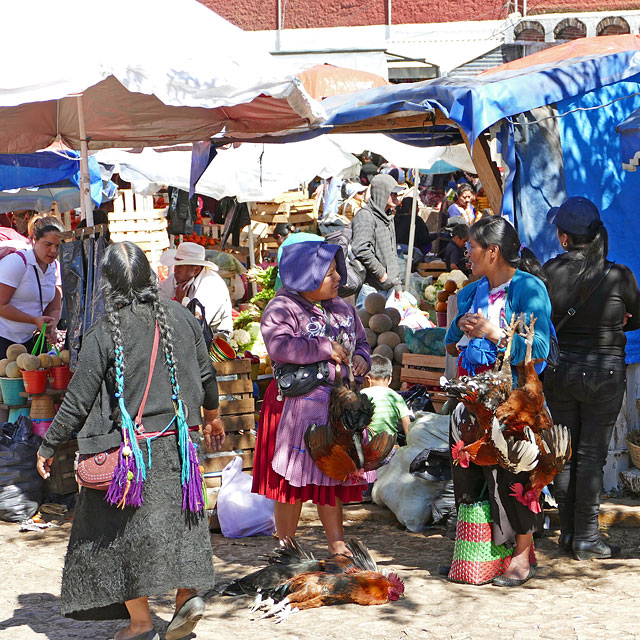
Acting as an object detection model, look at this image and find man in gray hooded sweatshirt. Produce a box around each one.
[351,173,402,304]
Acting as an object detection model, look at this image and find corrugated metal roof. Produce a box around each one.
[446,46,506,77]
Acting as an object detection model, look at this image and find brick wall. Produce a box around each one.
[199,0,640,31]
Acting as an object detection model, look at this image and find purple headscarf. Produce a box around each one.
[279,241,347,292]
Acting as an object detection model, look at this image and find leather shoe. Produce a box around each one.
[492,565,536,587]
[558,533,574,554]
[438,565,451,577]
[572,538,621,561]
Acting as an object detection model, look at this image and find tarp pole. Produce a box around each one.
[76,95,94,228]
[404,169,419,290]
[247,202,258,297]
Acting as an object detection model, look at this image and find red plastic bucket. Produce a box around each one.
[22,369,47,394]
[50,365,72,390]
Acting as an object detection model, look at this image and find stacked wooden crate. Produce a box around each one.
[108,190,169,269]
[416,260,447,280]
[400,353,448,413]
[202,358,256,505]
[250,191,318,261]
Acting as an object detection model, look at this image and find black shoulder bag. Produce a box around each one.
[547,263,613,368]
[185,297,214,350]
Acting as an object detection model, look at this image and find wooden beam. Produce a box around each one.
[330,110,455,134]
[458,127,503,216]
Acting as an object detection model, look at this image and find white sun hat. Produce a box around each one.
[159,242,218,270]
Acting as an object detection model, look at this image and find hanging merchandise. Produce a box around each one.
[167,187,197,236]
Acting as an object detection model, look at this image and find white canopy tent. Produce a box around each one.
[96,138,360,202]
[327,134,475,173]
[0,0,325,222]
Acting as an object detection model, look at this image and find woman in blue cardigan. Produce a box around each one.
[445,216,552,587]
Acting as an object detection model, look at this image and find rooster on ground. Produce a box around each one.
[254,539,404,621]
[305,363,395,482]
[219,537,369,596]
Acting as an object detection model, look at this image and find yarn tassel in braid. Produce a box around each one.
[105,345,147,508]
[168,359,205,513]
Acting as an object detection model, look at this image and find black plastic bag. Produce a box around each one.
[401,385,436,414]
[0,417,43,522]
[409,447,456,527]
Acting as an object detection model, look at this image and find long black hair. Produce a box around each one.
[557,220,608,299]
[470,216,548,288]
[100,241,181,401]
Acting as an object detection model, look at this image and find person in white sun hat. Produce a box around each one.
[159,242,233,335]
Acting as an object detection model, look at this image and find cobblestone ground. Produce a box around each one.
[1,515,640,640]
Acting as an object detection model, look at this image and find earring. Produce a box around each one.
[562,242,567,248]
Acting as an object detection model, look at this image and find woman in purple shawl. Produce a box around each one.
[252,241,371,554]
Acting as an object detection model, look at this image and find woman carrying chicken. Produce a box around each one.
[445,216,552,587]
[253,241,371,555]
[543,197,640,560]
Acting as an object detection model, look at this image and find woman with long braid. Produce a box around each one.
[36,242,224,640]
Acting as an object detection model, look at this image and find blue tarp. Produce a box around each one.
[0,151,103,206]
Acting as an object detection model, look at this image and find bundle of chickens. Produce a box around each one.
[443,313,572,513]
[217,537,404,622]
[304,362,396,483]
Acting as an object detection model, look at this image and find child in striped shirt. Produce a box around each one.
[362,354,411,439]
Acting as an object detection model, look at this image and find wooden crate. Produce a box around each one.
[46,439,78,495]
[108,190,169,268]
[203,359,256,502]
[417,260,447,280]
[400,353,448,412]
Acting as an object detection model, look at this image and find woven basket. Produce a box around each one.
[448,500,513,585]
[627,432,640,470]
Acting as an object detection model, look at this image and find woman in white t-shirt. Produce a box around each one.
[0,219,63,359]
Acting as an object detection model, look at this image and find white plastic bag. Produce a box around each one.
[216,456,275,538]
[372,413,449,532]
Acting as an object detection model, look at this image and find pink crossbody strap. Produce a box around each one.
[135,322,160,428]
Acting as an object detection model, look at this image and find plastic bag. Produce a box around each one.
[216,456,275,538]
[371,414,449,532]
[404,326,446,356]
[0,417,43,522]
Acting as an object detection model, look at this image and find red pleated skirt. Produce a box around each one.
[251,380,363,506]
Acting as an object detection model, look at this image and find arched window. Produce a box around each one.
[596,17,630,36]
[514,21,545,43]
[554,18,586,42]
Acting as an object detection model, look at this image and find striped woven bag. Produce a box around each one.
[447,500,513,585]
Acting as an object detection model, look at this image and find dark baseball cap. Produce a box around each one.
[547,196,601,236]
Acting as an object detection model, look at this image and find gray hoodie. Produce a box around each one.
[351,174,400,290]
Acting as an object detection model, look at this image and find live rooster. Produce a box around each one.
[305,363,395,482]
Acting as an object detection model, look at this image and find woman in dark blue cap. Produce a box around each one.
[544,196,640,560]
[252,240,371,555]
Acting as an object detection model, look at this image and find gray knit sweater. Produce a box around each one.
[39,300,218,458]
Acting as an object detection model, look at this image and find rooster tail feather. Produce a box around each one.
[362,431,396,471]
[346,539,378,572]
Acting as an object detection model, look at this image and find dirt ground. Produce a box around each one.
[1,509,640,640]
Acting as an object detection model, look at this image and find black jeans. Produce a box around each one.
[543,359,626,543]
[0,335,37,360]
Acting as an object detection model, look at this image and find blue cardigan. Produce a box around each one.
[445,270,552,366]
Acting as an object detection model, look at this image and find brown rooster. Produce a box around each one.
[496,313,553,437]
[220,537,371,596]
[305,364,395,482]
[446,314,520,467]
[256,539,404,621]
[509,424,572,514]
[489,314,572,512]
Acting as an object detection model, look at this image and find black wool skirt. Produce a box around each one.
[61,436,215,620]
